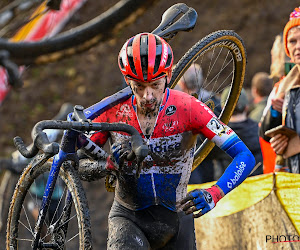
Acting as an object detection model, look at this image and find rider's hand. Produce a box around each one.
[179,186,223,218]
[106,140,132,171]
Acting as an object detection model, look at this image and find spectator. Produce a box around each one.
[174,64,221,115]
[270,34,287,84]
[248,72,273,123]
[259,34,290,173]
[216,87,263,176]
[261,7,300,174]
[175,63,221,183]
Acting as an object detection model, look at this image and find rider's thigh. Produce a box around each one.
[107,216,150,250]
[175,212,197,250]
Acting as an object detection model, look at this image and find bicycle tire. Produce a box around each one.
[169,30,247,170]
[6,157,92,249]
[0,170,19,237]
[0,0,157,65]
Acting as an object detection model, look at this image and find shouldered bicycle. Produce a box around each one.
[6,3,247,249]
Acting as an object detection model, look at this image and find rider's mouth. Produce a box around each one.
[144,103,155,108]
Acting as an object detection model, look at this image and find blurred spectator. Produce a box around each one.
[174,64,203,95]
[259,34,288,174]
[260,7,300,174]
[175,63,220,183]
[215,87,263,177]
[174,63,222,115]
[270,34,287,84]
[248,72,273,123]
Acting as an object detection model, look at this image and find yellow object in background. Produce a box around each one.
[187,172,300,234]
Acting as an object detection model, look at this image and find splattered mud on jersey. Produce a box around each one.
[90,88,249,211]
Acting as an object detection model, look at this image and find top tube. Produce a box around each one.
[83,86,132,120]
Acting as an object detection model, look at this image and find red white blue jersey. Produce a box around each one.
[90,89,255,211]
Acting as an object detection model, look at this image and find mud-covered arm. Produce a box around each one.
[78,158,111,182]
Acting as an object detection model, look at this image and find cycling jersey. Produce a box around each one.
[91,88,255,211]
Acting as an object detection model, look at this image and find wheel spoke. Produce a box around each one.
[49,184,66,226]
[67,232,79,243]
[18,219,34,236]
[21,204,34,234]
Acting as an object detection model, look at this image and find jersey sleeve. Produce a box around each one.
[190,97,255,194]
[90,112,110,146]
[189,98,219,139]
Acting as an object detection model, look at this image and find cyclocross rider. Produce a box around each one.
[88,33,255,249]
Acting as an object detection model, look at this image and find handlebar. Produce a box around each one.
[14,120,148,164]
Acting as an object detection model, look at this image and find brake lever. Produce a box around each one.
[126,135,148,178]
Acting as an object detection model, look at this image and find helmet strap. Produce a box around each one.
[164,76,168,92]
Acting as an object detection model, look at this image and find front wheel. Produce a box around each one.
[6,156,92,249]
[170,30,247,170]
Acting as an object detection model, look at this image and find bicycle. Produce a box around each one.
[6,3,247,249]
[0,103,73,238]
[0,0,160,89]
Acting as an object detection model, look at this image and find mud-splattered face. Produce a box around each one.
[128,78,166,116]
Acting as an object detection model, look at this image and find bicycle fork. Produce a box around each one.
[32,130,78,249]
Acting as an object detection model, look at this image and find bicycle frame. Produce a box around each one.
[31,86,134,248]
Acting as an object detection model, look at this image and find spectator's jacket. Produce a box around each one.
[283,87,300,173]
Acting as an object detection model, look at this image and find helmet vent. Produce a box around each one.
[166,47,173,68]
[119,58,125,70]
[128,56,137,75]
[141,56,148,81]
[154,56,161,74]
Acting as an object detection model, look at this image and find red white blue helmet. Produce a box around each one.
[118,33,173,83]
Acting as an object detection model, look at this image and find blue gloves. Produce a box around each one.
[179,186,223,218]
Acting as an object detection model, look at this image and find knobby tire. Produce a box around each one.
[6,157,92,249]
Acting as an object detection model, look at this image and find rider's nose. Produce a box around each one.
[143,87,153,100]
